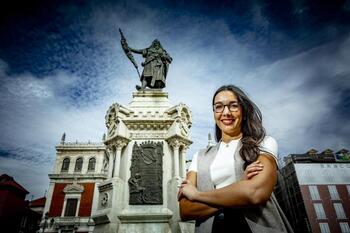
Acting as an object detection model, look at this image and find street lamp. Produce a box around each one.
[49,217,55,228]
[42,212,49,233]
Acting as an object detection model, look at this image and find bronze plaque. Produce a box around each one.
[128,141,163,205]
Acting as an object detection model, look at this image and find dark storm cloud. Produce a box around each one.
[291,37,350,141]
[0,146,52,164]
[159,0,350,60]
[0,0,114,106]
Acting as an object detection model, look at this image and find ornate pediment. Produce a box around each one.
[165,103,192,137]
[63,183,84,194]
[306,149,318,157]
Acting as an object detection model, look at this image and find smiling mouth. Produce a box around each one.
[221,119,235,125]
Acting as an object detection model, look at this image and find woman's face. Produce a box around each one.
[213,90,243,140]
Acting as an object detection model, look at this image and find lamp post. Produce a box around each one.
[41,212,49,233]
[49,217,55,228]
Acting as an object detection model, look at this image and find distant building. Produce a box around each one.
[275,149,350,233]
[0,174,41,233]
[207,133,214,148]
[40,139,106,233]
[29,196,46,215]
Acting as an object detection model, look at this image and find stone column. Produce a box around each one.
[107,148,114,178]
[180,147,188,178]
[169,140,181,178]
[113,140,128,178]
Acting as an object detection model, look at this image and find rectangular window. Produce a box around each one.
[340,222,350,233]
[319,223,331,233]
[309,186,321,200]
[328,185,340,200]
[339,222,350,233]
[314,203,327,219]
[64,198,78,217]
[334,203,347,219]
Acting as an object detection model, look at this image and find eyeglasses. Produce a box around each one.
[213,101,240,113]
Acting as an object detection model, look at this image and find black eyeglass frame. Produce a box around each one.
[212,101,241,113]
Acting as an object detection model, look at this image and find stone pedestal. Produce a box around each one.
[92,90,194,233]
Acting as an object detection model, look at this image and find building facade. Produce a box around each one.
[41,139,107,233]
[275,149,350,233]
[0,174,42,233]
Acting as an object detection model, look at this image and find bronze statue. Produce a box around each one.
[119,29,172,91]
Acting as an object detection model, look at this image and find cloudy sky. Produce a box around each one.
[0,0,349,199]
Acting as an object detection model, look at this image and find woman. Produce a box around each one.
[178,85,293,233]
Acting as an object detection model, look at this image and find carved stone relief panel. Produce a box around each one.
[100,192,109,207]
[128,141,163,205]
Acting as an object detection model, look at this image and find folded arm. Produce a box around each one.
[178,159,266,220]
[179,171,218,221]
[181,154,277,208]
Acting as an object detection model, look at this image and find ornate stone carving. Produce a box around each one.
[63,183,84,194]
[179,106,192,137]
[105,136,130,149]
[101,192,109,206]
[105,103,120,137]
[102,152,108,172]
[124,120,173,131]
[115,139,129,149]
[168,139,181,149]
[130,132,167,139]
[165,104,192,136]
[128,141,163,205]
[166,136,192,150]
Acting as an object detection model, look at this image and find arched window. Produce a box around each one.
[74,158,83,172]
[88,157,96,172]
[61,158,70,172]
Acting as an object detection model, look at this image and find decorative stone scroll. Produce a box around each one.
[105,103,120,137]
[128,141,163,205]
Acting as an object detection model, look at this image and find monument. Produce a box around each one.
[119,29,172,91]
[91,30,194,233]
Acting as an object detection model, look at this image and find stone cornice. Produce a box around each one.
[129,132,167,140]
[56,143,105,151]
[132,90,168,98]
[48,173,108,180]
[123,119,174,130]
[118,208,173,223]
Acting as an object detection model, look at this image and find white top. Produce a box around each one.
[188,136,278,189]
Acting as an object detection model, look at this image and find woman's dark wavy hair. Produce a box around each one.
[212,85,266,168]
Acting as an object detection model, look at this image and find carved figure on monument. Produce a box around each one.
[128,173,146,203]
[102,151,109,172]
[119,29,172,91]
[128,141,163,204]
[106,104,120,137]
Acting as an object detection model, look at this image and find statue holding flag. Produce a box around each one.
[119,29,172,91]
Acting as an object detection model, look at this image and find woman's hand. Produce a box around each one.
[178,180,199,201]
[241,160,264,180]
